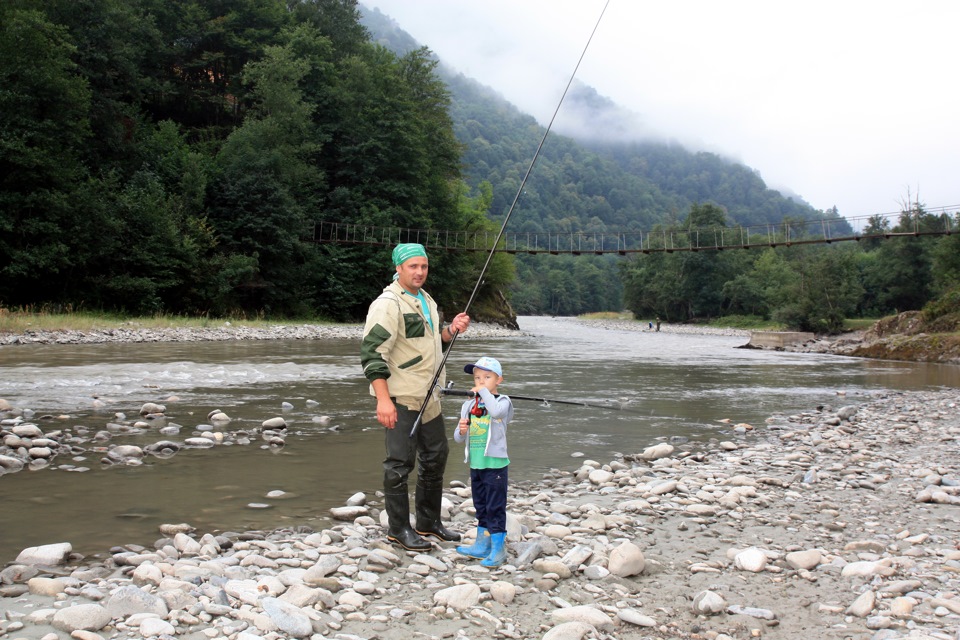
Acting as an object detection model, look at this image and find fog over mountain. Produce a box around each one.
[362,4,822,219]
[364,0,960,219]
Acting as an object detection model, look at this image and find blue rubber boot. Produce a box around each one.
[480,532,507,567]
[456,527,490,559]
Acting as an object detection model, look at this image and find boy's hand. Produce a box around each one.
[458,417,468,435]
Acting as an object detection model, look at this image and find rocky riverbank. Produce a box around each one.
[784,331,960,366]
[764,312,960,366]
[571,318,750,339]
[0,322,523,347]
[3,388,960,640]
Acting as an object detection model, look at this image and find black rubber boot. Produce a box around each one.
[415,483,461,542]
[385,492,431,551]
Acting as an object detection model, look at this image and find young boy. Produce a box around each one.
[454,356,514,567]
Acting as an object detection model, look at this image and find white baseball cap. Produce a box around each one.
[464,356,503,377]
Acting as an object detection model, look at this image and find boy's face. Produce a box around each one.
[473,367,502,393]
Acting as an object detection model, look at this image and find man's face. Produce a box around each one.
[396,256,429,293]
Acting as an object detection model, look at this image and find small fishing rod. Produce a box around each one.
[409,0,612,438]
[438,385,636,413]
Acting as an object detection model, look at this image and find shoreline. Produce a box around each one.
[3,388,960,640]
[0,322,523,346]
[0,317,747,347]
[6,316,956,367]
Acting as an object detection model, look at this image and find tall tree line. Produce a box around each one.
[621,202,960,332]
[0,0,506,320]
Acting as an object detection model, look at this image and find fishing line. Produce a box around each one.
[411,0,612,437]
[439,385,641,414]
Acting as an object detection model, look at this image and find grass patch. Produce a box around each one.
[579,311,635,321]
[705,315,785,331]
[0,307,340,334]
[843,317,880,331]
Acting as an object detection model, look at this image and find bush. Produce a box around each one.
[923,285,960,324]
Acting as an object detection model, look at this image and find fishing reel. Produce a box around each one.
[437,381,476,398]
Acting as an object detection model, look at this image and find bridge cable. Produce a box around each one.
[410,0,612,437]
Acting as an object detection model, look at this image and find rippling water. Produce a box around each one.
[1,317,956,564]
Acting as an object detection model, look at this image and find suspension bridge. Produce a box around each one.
[314,206,959,256]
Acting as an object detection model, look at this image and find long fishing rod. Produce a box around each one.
[439,385,636,413]
[409,0,612,438]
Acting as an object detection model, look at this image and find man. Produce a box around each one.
[360,243,471,551]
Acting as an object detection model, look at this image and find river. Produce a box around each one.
[1,316,957,565]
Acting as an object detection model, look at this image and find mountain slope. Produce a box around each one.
[361,5,833,233]
[360,5,852,317]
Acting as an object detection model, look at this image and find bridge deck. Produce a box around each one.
[313,207,959,255]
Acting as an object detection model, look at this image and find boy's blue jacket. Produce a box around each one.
[453,387,514,463]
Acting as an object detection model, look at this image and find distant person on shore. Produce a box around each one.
[656,317,661,332]
[454,356,515,567]
[360,242,470,551]
[648,321,653,330]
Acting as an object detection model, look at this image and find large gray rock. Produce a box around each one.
[550,605,615,632]
[693,590,727,615]
[139,402,165,415]
[433,583,480,611]
[0,454,25,473]
[542,621,596,640]
[140,617,176,637]
[106,585,169,618]
[640,443,674,460]
[303,555,341,584]
[260,597,314,638]
[608,541,645,577]
[15,542,72,566]
[51,603,110,632]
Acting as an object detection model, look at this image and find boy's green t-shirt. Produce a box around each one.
[467,412,509,470]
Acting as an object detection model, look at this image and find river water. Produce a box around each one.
[1,316,957,565]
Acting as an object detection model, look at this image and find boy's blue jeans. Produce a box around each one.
[470,465,508,534]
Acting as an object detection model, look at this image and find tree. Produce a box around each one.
[138,0,289,138]
[37,0,161,171]
[722,248,795,318]
[289,0,368,59]
[860,213,890,250]
[772,246,863,333]
[0,8,92,304]
[207,30,326,315]
[931,219,960,294]
[621,203,737,321]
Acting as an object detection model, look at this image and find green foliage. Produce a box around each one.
[0,7,93,302]
[1,1,953,328]
[923,285,960,325]
[622,206,867,333]
[621,204,745,322]
[776,246,863,333]
[0,0,475,320]
[930,216,960,293]
[706,315,784,330]
[513,254,621,316]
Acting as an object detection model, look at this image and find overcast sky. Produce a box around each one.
[368,0,959,223]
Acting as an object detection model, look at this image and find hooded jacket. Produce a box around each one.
[454,387,514,463]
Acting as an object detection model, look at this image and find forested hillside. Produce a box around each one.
[361,5,853,318]
[362,6,959,330]
[2,1,956,330]
[0,0,505,321]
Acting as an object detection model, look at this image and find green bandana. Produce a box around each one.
[392,243,428,266]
